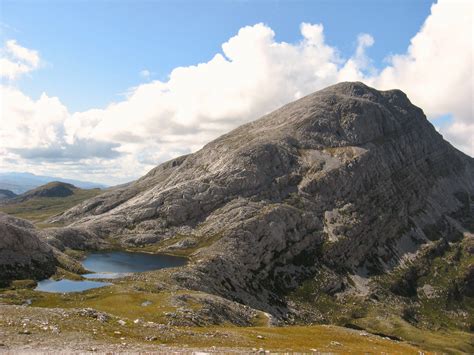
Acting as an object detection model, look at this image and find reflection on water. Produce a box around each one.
[82,251,187,274]
[35,279,111,293]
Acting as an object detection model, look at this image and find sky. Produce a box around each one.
[0,0,472,185]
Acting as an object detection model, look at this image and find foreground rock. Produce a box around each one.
[46,82,473,320]
[0,213,56,285]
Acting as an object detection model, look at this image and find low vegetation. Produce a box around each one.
[0,188,101,226]
[286,227,474,353]
[0,281,426,353]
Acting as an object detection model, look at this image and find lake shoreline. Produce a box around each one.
[35,250,187,293]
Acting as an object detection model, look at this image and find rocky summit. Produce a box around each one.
[43,82,473,323]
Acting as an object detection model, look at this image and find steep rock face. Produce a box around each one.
[51,82,474,316]
[0,213,56,285]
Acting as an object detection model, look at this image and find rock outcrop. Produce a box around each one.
[50,82,474,318]
[0,213,56,285]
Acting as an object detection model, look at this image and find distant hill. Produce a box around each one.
[10,182,77,203]
[0,182,102,225]
[0,189,17,202]
[0,172,107,194]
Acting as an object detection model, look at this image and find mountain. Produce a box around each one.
[0,172,107,194]
[0,189,17,202]
[50,82,473,325]
[0,182,102,224]
[2,82,472,351]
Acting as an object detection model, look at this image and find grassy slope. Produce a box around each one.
[0,188,101,226]
[1,266,469,353]
[286,231,474,354]
[0,284,425,353]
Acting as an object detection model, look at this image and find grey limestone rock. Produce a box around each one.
[47,82,474,317]
[0,213,56,284]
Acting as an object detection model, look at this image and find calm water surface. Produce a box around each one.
[35,279,111,293]
[83,251,187,274]
[35,251,187,293]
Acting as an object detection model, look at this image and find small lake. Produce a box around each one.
[83,251,187,274]
[35,251,187,293]
[35,279,111,293]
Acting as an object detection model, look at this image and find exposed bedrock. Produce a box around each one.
[46,82,473,317]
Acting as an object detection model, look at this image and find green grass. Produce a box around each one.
[0,273,458,353]
[354,314,473,354]
[1,282,246,325]
[285,233,474,353]
[0,287,426,353]
[0,304,429,353]
[32,286,183,323]
[0,188,101,226]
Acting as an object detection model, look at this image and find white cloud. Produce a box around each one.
[0,40,40,80]
[6,39,39,67]
[0,0,472,184]
[0,86,122,162]
[338,33,375,81]
[442,121,474,155]
[367,0,473,155]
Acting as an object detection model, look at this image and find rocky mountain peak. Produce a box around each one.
[46,82,472,319]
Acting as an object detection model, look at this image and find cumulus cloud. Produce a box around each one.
[367,0,473,154]
[10,139,121,161]
[0,84,122,164]
[65,23,343,148]
[0,0,472,184]
[338,34,375,81]
[0,40,40,80]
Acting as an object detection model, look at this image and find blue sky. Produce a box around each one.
[2,0,433,112]
[0,0,472,184]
